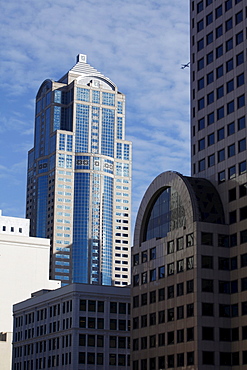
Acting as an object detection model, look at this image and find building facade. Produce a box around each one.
[26,54,132,286]
[0,211,60,370]
[131,0,246,368]
[12,283,130,370]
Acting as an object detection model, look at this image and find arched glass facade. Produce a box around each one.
[144,187,186,242]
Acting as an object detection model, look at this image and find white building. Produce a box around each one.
[0,211,60,370]
[12,283,130,369]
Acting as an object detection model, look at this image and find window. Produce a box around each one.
[202,232,213,245]
[208,133,214,146]
[227,100,234,114]
[240,206,247,221]
[149,312,156,326]
[197,19,204,32]
[141,293,147,306]
[149,335,156,348]
[225,18,233,31]
[167,331,174,345]
[198,58,204,71]
[208,154,215,167]
[236,52,244,66]
[177,353,184,367]
[187,327,194,341]
[215,5,222,18]
[203,352,214,365]
[226,38,233,52]
[187,279,194,293]
[133,274,139,287]
[133,254,139,266]
[229,210,236,224]
[202,255,213,269]
[217,127,224,141]
[198,117,205,130]
[240,230,247,244]
[141,272,147,284]
[236,31,243,45]
[198,78,204,90]
[202,279,214,292]
[187,256,194,270]
[202,327,214,340]
[235,10,243,24]
[226,58,233,72]
[158,288,165,301]
[158,265,165,279]
[168,308,174,322]
[228,122,235,135]
[237,73,244,87]
[197,38,204,51]
[218,170,226,183]
[186,233,194,247]
[150,269,156,282]
[177,282,184,297]
[239,139,246,153]
[207,71,214,85]
[217,106,224,120]
[216,65,223,79]
[197,1,203,13]
[206,12,213,25]
[202,302,214,316]
[237,94,245,109]
[228,144,235,157]
[177,259,184,273]
[238,116,245,130]
[225,0,232,11]
[240,184,247,198]
[207,112,214,125]
[187,303,194,317]
[239,161,247,175]
[168,262,174,276]
[199,138,205,151]
[216,25,223,38]
[229,188,236,202]
[218,149,225,162]
[168,285,174,299]
[216,45,223,58]
[198,97,204,110]
[216,86,224,100]
[207,51,213,65]
[229,166,236,179]
[150,247,156,260]
[207,92,214,105]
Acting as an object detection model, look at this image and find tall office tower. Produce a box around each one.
[131,1,247,369]
[26,54,132,286]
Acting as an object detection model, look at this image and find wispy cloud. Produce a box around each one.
[0,0,190,224]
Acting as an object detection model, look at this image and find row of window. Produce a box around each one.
[79,317,129,331]
[192,0,243,15]
[229,182,247,201]
[133,351,194,369]
[133,351,247,369]
[198,92,245,112]
[197,159,246,179]
[79,352,129,367]
[133,303,194,328]
[79,299,130,314]
[79,334,130,349]
[13,352,72,369]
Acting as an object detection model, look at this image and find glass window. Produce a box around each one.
[198,77,204,90]
[216,25,223,38]
[237,94,245,109]
[207,91,214,105]
[226,58,234,72]
[239,161,246,175]
[216,65,223,78]
[236,52,244,66]
[239,139,246,153]
[225,0,232,11]
[218,170,226,183]
[218,149,225,162]
[225,18,233,31]
[208,133,215,146]
[198,117,205,130]
[226,38,233,52]
[206,12,213,25]
[202,255,213,268]
[208,154,215,167]
[217,106,224,120]
[227,100,234,114]
[198,97,205,110]
[197,38,204,51]
[198,58,204,71]
[217,127,224,141]
[229,166,236,179]
[236,31,243,45]
[217,86,224,99]
[238,116,245,130]
[228,122,235,136]
[216,45,223,58]
[237,73,244,87]
[207,112,214,125]
[199,138,205,151]
[150,269,156,282]
[197,19,204,32]
[227,79,234,93]
[167,240,174,254]
[207,51,213,65]
[199,159,205,172]
[235,11,243,24]
[215,5,222,18]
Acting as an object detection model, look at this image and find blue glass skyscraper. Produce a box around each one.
[26,54,132,286]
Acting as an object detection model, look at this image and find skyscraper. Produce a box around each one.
[26,54,132,286]
[131,0,246,368]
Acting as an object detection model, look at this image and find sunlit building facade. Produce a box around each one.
[26,54,132,286]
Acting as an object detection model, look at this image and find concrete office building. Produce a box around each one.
[0,211,60,370]
[12,283,130,370]
[26,54,132,286]
[131,0,246,369]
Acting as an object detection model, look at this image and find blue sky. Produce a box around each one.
[0,0,190,229]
